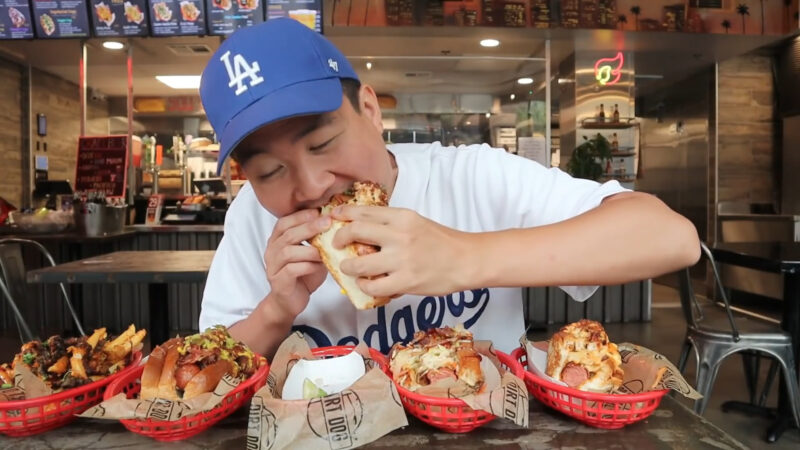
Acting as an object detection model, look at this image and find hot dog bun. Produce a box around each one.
[140,345,166,400]
[546,320,624,393]
[156,344,180,400]
[310,181,392,310]
[183,360,233,400]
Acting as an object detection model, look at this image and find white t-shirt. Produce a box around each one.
[200,142,628,353]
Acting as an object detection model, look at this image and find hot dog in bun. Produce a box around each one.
[311,181,392,310]
[140,326,258,400]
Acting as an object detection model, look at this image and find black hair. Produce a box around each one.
[230,78,362,166]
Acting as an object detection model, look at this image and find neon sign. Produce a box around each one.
[594,52,624,86]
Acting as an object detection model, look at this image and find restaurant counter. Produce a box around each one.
[0,396,744,449]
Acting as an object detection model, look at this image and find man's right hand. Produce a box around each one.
[262,209,331,323]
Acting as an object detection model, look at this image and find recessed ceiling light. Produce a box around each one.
[517,77,533,85]
[480,39,500,48]
[103,41,124,50]
[510,94,516,100]
[366,62,372,70]
[156,75,201,89]
[485,113,491,118]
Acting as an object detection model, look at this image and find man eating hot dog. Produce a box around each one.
[198,19,700,358]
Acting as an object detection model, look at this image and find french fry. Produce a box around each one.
[130,329,147,350]
[104,325,135,351]
[47,356,69,375]
[68,346,88,379]
[87,328,107,349]
[107,341,132,362]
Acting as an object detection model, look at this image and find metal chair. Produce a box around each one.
[0,238,86,343]
[676,242,800,429]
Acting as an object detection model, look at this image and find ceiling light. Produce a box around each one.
[517,77,533,85]
[156,75,201,89]
[465,121,472,125]
[103,41,124,50]
[480,39,500,48]
[366,62,372,70]
[510,94,516,100]
[485,113,491,118]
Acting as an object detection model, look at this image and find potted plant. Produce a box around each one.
[567,133,612,181]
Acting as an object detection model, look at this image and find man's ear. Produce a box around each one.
[358,84,383,133]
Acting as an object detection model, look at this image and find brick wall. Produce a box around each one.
[0,56,110,209]
[0,60,23,208]
[717,54,780,209]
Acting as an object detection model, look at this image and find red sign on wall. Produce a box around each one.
[75,135,128,197]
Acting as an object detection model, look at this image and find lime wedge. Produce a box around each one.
[302,378,328,399]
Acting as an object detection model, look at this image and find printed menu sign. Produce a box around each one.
[75,136,128,197]
[147,0,204,36]
[32,0,90,37]
[205,0,262,35]
[90,0,148,36]
[266,0,319,33]
[0,1,34,39]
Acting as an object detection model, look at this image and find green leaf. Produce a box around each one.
[302,378,328,399]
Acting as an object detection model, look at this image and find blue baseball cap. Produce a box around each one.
[200,18,359,175]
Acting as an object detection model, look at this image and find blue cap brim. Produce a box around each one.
[216,77,344,175]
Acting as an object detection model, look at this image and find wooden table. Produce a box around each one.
[712,242,800,442]
[0,396,745,449]
[27,251,215,344]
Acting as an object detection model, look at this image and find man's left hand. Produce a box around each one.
[330,206,473,298]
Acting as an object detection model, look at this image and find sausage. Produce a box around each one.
[561,362,589,388]
[175,364,201,390]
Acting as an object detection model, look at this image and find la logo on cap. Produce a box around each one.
[220,50,264,96]
[328,58,339,72]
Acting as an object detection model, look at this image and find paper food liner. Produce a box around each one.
[521,337,702,400]
[402,341,529,428]
[0,364,54,400]
[0,365,65,423]
[80,364,246,421]
[246,332,407,450]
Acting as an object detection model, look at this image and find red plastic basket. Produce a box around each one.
[0,351,143,437]
[511,347,668,429]
[105,355,269,441]
[372,349,525,434]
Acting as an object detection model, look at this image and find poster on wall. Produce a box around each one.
[147,0,204,35]
[0,0,35,39]
[205,0,262,35]
[32,0,91,37]
[75,135,129,197]
[266,0,320,33]
[89,0,149,36]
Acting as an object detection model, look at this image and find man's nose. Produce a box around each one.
[293,163,334,204]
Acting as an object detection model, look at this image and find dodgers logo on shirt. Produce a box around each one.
[292,288,491,354]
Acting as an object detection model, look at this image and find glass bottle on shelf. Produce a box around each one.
[598,104,605,123]
[613,104,620,122]
[605,159,612,175]
[611,133,619,152]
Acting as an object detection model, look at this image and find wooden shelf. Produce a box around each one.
[610,151,636,157]
[580,118,638,129]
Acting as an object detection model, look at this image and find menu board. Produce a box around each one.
[89,0,148,36]
[0,0,35,39]
[205,0,262,35]
[147,0,204,35]
[75,136,128,197]
[32,0,90,37]
[266,0,320,33]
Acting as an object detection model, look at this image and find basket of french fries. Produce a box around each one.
[96,326,268,441]
[0,325,145,436]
